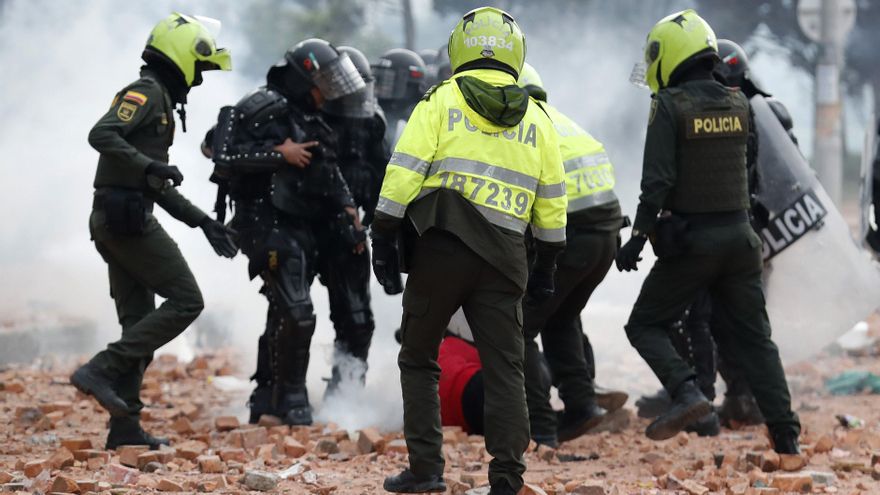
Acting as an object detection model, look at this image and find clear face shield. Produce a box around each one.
[372,63,398,100]
[630,40,659,90]
[312,53,366,101]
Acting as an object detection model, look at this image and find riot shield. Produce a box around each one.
[859,114,877,247]
[752,95,880,361]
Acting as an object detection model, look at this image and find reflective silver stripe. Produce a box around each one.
[531,225,567,243]
[473,203,529,233]
[389,152,431,176]
[428,157,539,190]
[376,196,407,218]
[563,153,610,173]
[412,185,528,233]
[568,189,618,212]
[536,181,566,199]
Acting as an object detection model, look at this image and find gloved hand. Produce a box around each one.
[526,266,555,303]
[146,161,184,187]
[371,231,403,295]
[200,218,238,258]
[615,234,647,272]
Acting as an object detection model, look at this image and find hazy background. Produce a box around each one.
[0,0,877,430]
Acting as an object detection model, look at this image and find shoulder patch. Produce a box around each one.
[123,90,148,106]
[117,101,138,122]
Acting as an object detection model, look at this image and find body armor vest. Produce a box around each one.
[666,85,751,213]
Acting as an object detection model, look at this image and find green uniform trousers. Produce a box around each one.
[624,224,799,436]
[398,229,529,490]
[523,230,617,438]
[89,209,204,415]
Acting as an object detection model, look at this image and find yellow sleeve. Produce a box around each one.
[375,97,441,219]
[530,122,567,243]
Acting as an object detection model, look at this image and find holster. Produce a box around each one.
[99,188,147,236]
[650,213,690,258]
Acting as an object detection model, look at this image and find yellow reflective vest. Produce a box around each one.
[376,69,567,243]
[542,103,618,213]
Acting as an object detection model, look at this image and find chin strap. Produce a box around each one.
[176,103,187,133]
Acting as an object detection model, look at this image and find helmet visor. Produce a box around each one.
[373,65,398,100]
[323,84,376,118]
[629,62,648,89]
[312,53,366,101]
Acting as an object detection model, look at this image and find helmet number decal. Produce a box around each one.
[463,36,514,51]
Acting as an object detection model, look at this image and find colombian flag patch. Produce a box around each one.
[123,91,148,106]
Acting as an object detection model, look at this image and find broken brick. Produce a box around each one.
[50,475,79,494]
[357,427,385,454]
[197,455,225,473]
[118,444,150,467]
[214,416,240,432]
[770,473,812,492]
[284,438,307,458]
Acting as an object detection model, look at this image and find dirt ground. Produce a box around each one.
[1,338,880,495]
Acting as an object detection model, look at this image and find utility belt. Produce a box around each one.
[93,188,153,236]
[651,210,748,258]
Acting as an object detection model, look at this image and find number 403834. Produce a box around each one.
[440,172,529,215]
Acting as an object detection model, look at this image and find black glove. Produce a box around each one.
[615,234,647,272]
[526,266,555,303]
[146,161,184,187]
[335,211,367,248]
[201,218,238,258]
[371,231,403,295]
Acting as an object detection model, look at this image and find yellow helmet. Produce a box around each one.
[643,9,717,94]
[516,62,546,101]
[448,6,526,78]
[145,12,232,87]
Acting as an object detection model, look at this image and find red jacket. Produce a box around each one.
[438,335,482,433]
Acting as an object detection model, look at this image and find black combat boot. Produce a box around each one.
[635,388,671,418]
[106,416,169,450]
[247,386,274,424]
[557,401,607,443]
[70,361,131,417]
[771,430,801,455]
[718,393,764,427]
[383,469,446,493]
[531,433,558,449]
[278,386,313,426]
[645,380,712,441]
[685,410,721,437]
[489,479,519,495]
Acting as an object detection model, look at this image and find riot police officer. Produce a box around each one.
[372,48,427,150]
[206,39,365,425]
[72,13,236,449]
[619,10,800,454]
[516,63,628,446]
[373,8,567,494]
[319,45,390,394]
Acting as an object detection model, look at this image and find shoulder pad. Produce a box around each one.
[373,106,388,129]
[421,80,449,102]
[235,86,288,130]
[766,97,794,131]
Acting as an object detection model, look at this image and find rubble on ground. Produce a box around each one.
[1,346,880,494]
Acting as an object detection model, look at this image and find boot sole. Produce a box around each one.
[645,400,712,441]
[70,370,130,417]
[382,481,447,493]
[558,413,606,443]
[596,391,629,412]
